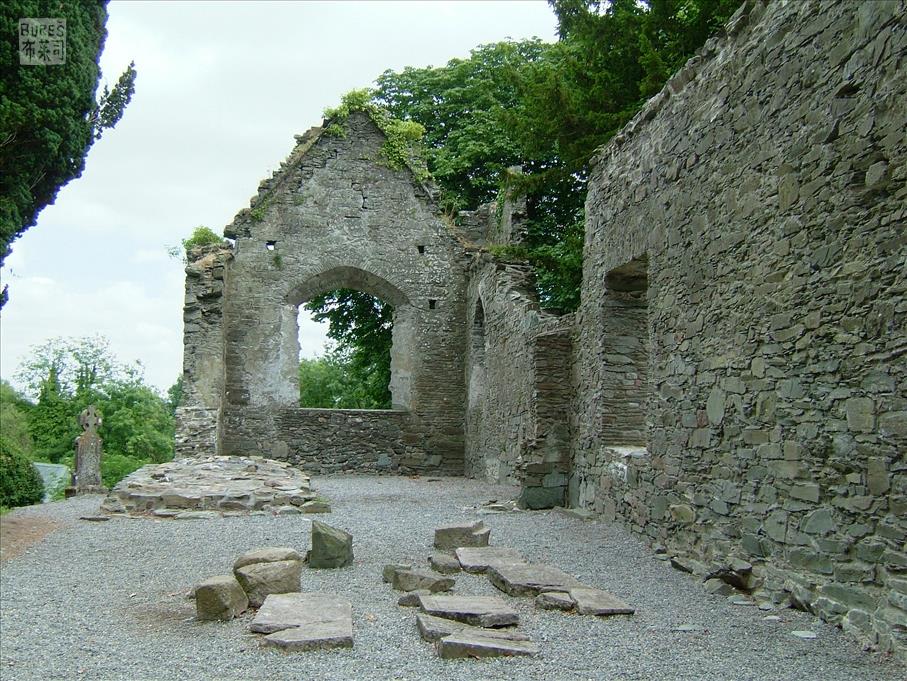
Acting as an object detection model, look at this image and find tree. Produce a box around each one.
[302,290,392,409]
[0,1,136,307]
[0,434,43,508]
[0,379,33,454]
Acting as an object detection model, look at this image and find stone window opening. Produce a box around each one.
[417,245,425,254]
[286,266,414,413]
[602,254,650,449]
[471,298,486,366]
[429,299,437,309]
[266,241,277,251]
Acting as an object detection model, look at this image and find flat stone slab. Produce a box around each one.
[419,594,519,627]
[262,620,353,651]
[535,590,575,611]
[489,563,585,596]
[250,593,351,635]
[393,569,454,593]
[455,546,527,574]
[437,632,538,659]
[569,587,635,616]
[416,613,530,643]
[101,456,321,517]
[434,521,490,550]
[429,552,461,574]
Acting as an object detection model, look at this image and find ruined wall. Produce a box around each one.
[273,408,415,474]
[464,254,573,508]
[574,0,906,657]
[175,244,233,456]
[203,112,468,474]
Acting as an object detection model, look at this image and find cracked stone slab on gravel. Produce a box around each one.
[568,587,635,616]
[250,593,352,637]
[436,632,539,659]
[455,546,527,573]
[488,563,585,596]
[416,613,530,643]
[262,621,353,651]
[419,594,519,627]
[433,521,490,550]
[392,569,454,593]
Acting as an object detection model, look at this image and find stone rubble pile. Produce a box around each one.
[193,520,355,652]
[383,520,635,659]
[100,456,331,516]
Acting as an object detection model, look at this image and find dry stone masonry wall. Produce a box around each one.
[574,0,906,658]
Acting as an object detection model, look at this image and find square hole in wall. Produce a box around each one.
[417,245,425,254]
[429,299,437,309]
[266,241,277,251]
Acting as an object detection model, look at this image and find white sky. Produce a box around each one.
[0,1,557,396]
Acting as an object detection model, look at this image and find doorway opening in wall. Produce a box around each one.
[297,288,394,410]
[603,254,650,447]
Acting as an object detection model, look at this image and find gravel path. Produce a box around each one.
[1,475,902,681]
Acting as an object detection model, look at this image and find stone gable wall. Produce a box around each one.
[575,0,906,657]
[186,112,469,473]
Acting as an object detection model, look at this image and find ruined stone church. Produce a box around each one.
[175,0,906,658]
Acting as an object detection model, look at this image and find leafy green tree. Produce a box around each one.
[0,379,34,455]
[0,1,136,307]
[28,363,79,463]
[167,225,228,262]
[166,376,183,415]
[100,377,174,463]
[302,290,392,409]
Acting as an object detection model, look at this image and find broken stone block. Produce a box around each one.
[392,569,454,593]
[252,593,353,651]
[455,546,526,574]
[250,592,352,633]
[308,520,353,569]
[234,547,303,571]
[300,499,331,513]
[382,563,412,583]
[433,521,490,550]
[488,563,584,596]
[568,587,634,616]
[234,560,302,608]
[704,577,735,596]
[398,589,431,607]
[419,594,519,627]
[436,632,538,658]
[429,552,461,574]
[195,575,248,621]
[262,622,353,651]
[416,613,530,642]
[535,591,575,611]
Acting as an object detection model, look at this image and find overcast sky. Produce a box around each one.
[0,1,557,396]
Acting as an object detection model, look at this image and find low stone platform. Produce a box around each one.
[100,456,326,516]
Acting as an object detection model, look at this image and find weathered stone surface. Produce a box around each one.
[70,405,105,495]
[309,520,353,569]
[569,587,634,616]
[195,575,248,621]
[299,499,331,513]
[392,569,454,593]
[419,594,519,628]
[382,563,412,583]
[535,591,575,611]
[433,521,490,550]
[101,456,318,516]
[415,613,530,642]
[488,563,584,596]
[234,560,302,608]
[429,552,461,574]
[398,589,431,607]
[250,592,352,634]
[234,547,302,571]
[262,621,353,651]
[436,632,538,659]
[455,546,526,574]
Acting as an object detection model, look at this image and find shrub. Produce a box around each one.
[0,435,44,508]
[101,452,145,489]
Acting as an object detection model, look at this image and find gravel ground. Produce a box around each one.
[1,475,902,681]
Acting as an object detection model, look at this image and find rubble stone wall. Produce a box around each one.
[574,0,906,657]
